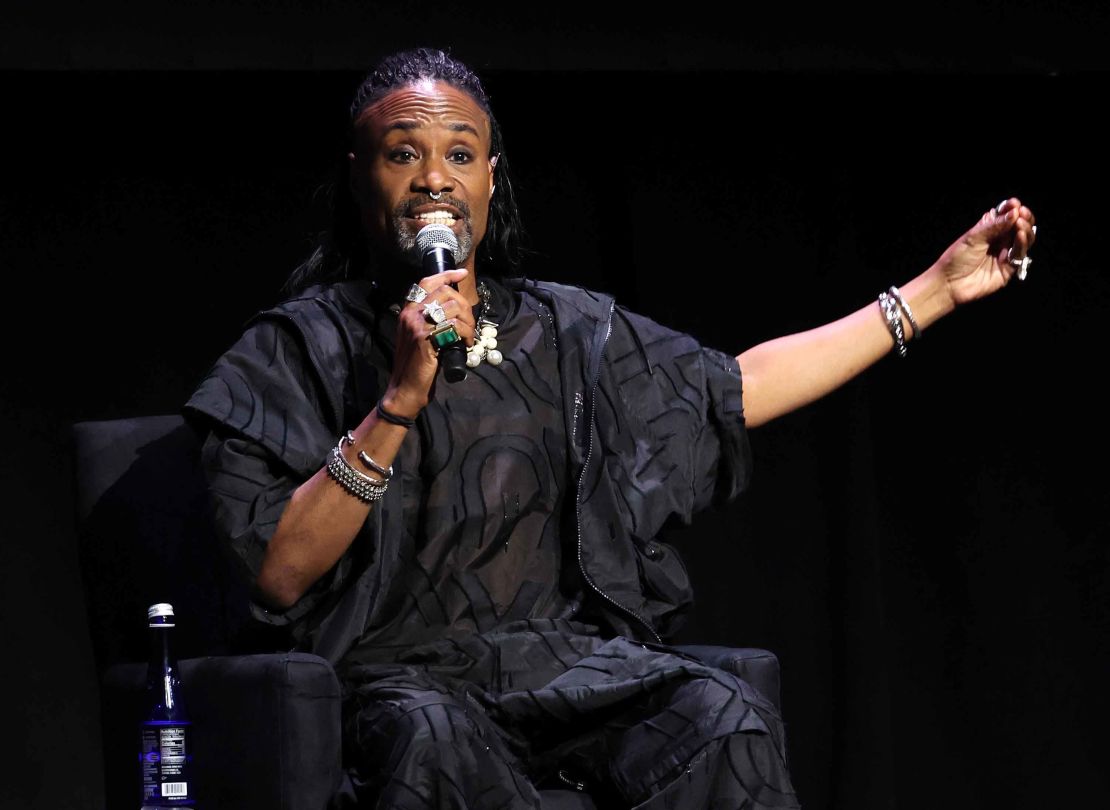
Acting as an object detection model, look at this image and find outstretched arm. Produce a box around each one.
[738,198,1037,428]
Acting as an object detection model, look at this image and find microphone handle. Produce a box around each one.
[439,342,468,383]
[422,246,468,383]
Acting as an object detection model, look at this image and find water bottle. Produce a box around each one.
[140,603,195,808]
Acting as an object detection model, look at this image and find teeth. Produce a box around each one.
[416,212,457,224]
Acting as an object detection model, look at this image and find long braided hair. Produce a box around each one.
[283,48,525,295]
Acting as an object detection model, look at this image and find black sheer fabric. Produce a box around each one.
[186,277,796,807]
[344,280,582,663]
[186,277,753,656]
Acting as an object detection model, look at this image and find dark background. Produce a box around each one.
[3,2,1109,808]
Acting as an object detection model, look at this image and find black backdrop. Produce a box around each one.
[2,11,1109,809]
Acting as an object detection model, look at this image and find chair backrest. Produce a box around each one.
[72,415,272,671]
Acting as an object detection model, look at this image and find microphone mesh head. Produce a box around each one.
[415,224,462,264]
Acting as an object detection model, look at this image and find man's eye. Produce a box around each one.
[448,151,473,164]
[389,149,417,163]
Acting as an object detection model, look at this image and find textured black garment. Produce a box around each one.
[335,620,797,810]
[183,277,794,808]
[185,277,752,661]
[342,279,581,661]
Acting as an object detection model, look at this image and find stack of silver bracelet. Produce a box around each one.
[326,431,392,503]
[877,285,921,358]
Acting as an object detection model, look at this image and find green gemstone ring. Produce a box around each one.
[428,323,461,350]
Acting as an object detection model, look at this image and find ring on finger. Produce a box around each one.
[428,321,461,350]
[406,284,429,304]
[423,300,447,324]
[1007,247,1032,281]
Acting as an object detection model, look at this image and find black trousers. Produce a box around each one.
[334,622,799,809]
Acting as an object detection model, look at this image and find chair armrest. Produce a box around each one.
[673,645,781,711]
[102,653,341,810]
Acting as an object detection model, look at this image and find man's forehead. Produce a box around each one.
[355,80,490,140]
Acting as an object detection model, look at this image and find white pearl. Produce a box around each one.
[484,337,497,350]
[466,351,482,368]
[487,349,503,365]
[480,326,497,338]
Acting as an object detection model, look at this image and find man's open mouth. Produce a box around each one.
[413,210,458,226]
[407,203,465,228]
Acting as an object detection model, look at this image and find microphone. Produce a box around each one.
[414,224,468,383]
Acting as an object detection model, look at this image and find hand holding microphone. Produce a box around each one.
[412,224,470,383]
[380,224,475,422]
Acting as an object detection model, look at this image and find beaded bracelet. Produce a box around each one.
[326,434,388,503]
[877,292,907,358]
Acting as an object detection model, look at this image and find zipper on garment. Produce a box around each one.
[575,301,662,645]
[571,392,584,444]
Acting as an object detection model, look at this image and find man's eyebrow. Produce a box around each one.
[384,121,480,137]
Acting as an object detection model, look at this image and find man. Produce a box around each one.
[186,48,1035,808]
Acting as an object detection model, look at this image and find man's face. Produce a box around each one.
[348,79,496,272]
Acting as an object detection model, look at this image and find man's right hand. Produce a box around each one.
[383,268,476,419]
[257,269,476,610]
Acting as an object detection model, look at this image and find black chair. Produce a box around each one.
[73,415,782,810]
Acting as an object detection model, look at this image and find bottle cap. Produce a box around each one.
[147,603,175,620]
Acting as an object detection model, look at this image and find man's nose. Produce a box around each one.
[411,162,454,196]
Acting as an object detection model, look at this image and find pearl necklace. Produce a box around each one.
[467,281,503,368]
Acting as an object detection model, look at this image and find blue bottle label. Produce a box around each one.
[140,722,194,805]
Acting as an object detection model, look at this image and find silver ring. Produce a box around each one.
[406,284,428,304]
[429,191,442,201]
[1007,248,1032,281]
[423,300,447,324]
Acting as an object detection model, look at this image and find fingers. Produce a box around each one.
[1019,204,1036,229]
[407,271,473,319]
[991,198,1036,230]
[985,199,1019,229]
[413,268,468,297]
[422,291,473,323]
[982,197,1038,251]
[398,303,476,349]
[429,315,477,347]
[1012,216,1035,257]
[975,201,1017,249]
[387,270,477,406]
[998,199,1037,261]
[403,269,477,345]
[995,200,1037,282]
[412,290,476,337]
[397,279,477,361]
[1019,205,1037,253]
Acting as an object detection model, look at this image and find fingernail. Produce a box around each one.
[1032,225,1038,236]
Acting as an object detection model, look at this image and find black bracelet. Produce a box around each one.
[376,397,416,428]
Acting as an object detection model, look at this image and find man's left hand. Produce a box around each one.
[936,197,1037,307]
